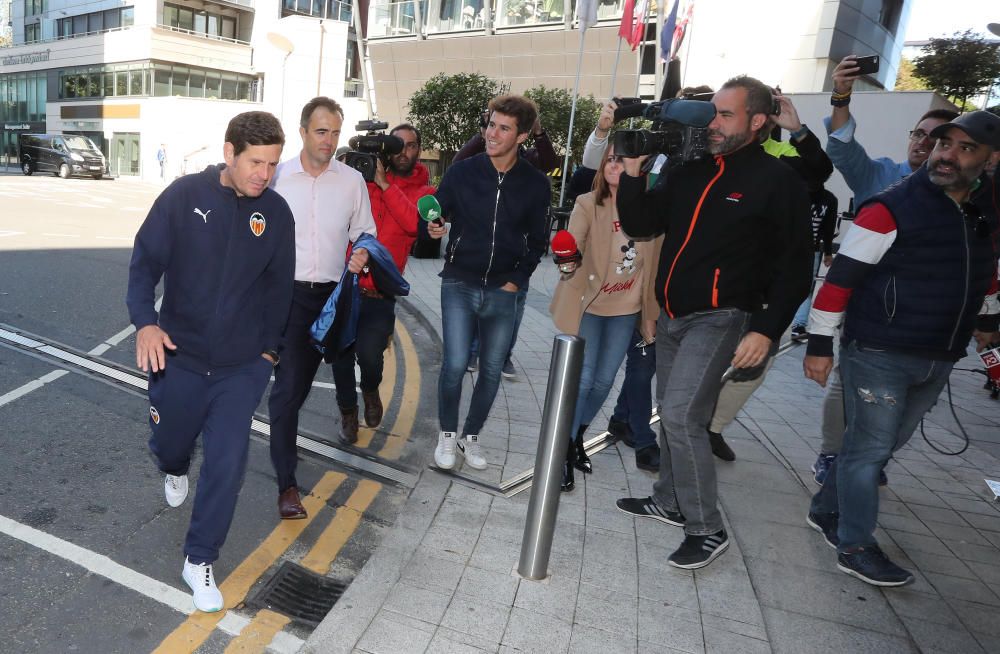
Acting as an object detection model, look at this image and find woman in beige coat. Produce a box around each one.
[550,143,662,491]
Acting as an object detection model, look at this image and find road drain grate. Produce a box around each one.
[247,561,348,628]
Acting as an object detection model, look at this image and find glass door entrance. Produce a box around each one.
[111,132,140,176]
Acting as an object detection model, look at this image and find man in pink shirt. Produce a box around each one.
[268,97,376,520]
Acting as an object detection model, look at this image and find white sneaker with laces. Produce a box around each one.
[458,434,488,470]
[164,474,188,507]
[435,431,457,469]
[182,557,224,612]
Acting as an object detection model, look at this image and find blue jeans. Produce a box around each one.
[610,327,657,449]
[469,287,528,362]
[810,342,952,551]
[792,251,822,328]
[438,279,522,435]
[571,312,638,440]
[653,309,748,535]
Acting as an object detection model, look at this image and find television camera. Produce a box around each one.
[610,97,717,167]
[344,120,404,182]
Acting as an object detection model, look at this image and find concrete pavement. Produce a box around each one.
[303,253,1000,654]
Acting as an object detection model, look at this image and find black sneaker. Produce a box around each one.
[668,529,729,569]
[837,545,914,587]
[616,496,684,527]
[806,511,840,549]
[634,444,660,472]
[708,430,735,462]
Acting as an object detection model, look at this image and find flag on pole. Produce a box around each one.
[618,0,635,41]
[629,0,649,49]
[659,0,678,61]
[671,0,694,60]
[577,0,598,31]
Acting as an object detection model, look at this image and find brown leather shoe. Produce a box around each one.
[278,486,307,520]
[362,390,383,428]
[340,405,359,444]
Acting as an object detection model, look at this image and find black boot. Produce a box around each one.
[561,439,576,492]
[708,430,735,462]
[574,425,592,473]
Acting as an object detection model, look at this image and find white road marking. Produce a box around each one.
[95,236,133,241]
[0,370,68,408]
[0,230,26,238]
[41,232,82,238]
[0,513,257,636]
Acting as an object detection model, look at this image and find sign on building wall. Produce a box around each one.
[1,49,51,66]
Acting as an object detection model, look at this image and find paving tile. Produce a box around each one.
[701,613,768,642]
[400,549,468,595]
[965,560,1000,586]
[922,571,1000,606]
[513,573,579,620]
[884,529,952,557]
[734,521,834,572]
[900,615,985,654]
[909,504,970,526]
[905,549,978,580]
[637,597,704,653]
[922,520,992,546]
[762,607,913,654]
[501,606,573,652]
[704,628,771,654]
[745,557,906,636]
[568,624,637,654]
[948,598,1000,638]
[456,565,520,606]
[355,610,436,654]
[877,512,935,536]
[425,632,495,654]
[942,539,1000,566]
[440,596,512,646]
[574,582,637,637]
[694,580,764,628]
[959,511,1000,531]
[636,565,699,609]
[433,626,501,653]
[382,582,454,625]
[883,589,965,630]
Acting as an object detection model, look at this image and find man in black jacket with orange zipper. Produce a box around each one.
[614,76,813,569]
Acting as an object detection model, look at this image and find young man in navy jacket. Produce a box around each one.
[427,95,550,471]
[127,111,295,612]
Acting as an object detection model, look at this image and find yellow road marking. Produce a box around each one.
[378,322,420,461]
[355,332,397,449]
[300,479,382,575]
[222,609,291,653]
[151,471,346,654]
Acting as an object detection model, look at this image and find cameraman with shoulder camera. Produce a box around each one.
[331,123,437,433]
[614,76,812,570]
[268,97,376,521]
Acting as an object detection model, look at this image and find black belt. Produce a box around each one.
[295,280,336,290]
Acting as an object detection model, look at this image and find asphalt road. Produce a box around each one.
[0,173,436,653]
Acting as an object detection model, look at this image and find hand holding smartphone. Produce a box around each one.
[853,54,879,75]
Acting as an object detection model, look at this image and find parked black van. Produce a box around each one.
[19,134,108,179]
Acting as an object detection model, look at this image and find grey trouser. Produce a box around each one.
[708,357,775,433]
[820,364,845,454]
[652,308,748,535]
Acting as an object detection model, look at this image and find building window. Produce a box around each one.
[56,61,257,102]
[283,0,353,22]
[163,3,238,40]
[0,71,48,125]
[24,0,45,16]
[879,0,903,34]
[24,22,40,43]
[57,6,133,39]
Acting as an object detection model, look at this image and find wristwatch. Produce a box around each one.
[264,349,280,366]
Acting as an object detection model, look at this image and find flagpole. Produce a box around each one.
[608,37,624,101]
[558,27,588,208]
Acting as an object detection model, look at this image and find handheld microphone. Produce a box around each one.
[551,230,581,272]
[417,195,443,226]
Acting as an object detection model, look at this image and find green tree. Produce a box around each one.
[406,73,500,170]
[913,29,1000,108]
[893,57,930,92]
[524,85,601,172]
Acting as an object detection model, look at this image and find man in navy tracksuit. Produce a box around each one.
[126,111,295,612]
[426,95,550,471]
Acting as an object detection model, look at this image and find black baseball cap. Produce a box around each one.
[929,111,1000,149]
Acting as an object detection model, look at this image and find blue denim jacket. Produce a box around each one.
[823,114,912,205]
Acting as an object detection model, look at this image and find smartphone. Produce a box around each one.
[853,55,879,75]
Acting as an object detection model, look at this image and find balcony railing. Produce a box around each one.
[155,24,251,46]
[344,79,364,98]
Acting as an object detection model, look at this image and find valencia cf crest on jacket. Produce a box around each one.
[150,406,160,424]
[249,212,266,237]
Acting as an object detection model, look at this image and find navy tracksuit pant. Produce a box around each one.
[147,356,273,564]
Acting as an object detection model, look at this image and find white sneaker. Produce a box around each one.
[435,431,457,469]
[164,474,188,507]
[458,435,488,470]
[182,557,224,612]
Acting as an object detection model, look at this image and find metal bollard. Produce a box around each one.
[518,334,584,580]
